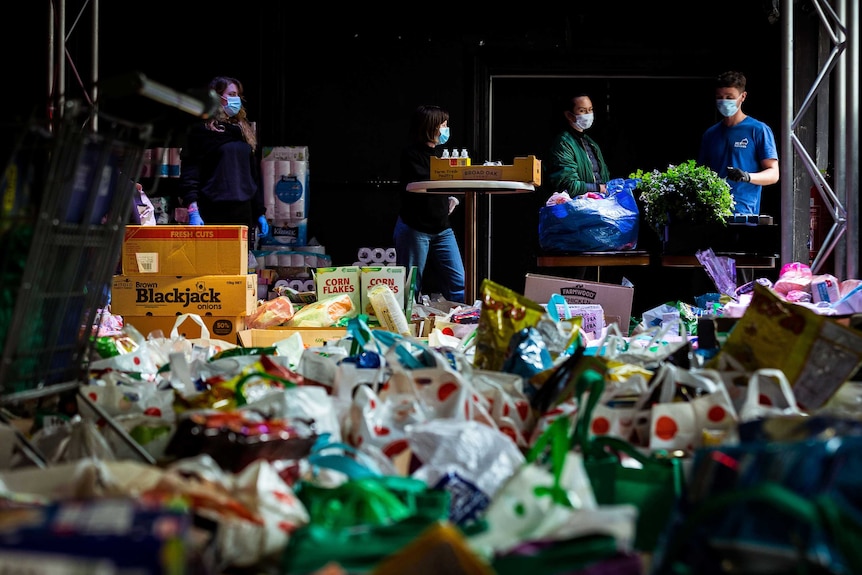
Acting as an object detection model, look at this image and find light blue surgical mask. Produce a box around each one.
[223,95,242,117]
[438,126,450,145]
[716,98,739,117]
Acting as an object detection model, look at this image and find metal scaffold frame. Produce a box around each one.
[782,0,859,277]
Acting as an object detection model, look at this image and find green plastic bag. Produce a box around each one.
[283,475,450,574]
[571,367,685,551]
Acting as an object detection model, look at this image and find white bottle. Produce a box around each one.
[460,148,470,166]
[441,149,450,159]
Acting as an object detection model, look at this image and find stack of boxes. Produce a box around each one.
[111,225,258,341]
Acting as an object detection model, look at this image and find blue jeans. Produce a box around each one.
[393,217,466,303]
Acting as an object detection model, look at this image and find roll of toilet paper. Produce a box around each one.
[288,279,305,292]
[273,161,301,221]
[274,279,290,290]
[291,253,305,267]
[278,253,293,266]
[303,279,316,292]
[358,247,373,263]
[370,247,386,263]
[265,253,279,267]
[385,247,397,263]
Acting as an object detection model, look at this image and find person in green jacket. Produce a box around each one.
[544,93,611,197]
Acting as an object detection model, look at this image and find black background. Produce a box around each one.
[7,1,803,315]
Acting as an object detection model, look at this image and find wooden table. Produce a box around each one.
[537,250,651,282]
[405,179,535,304]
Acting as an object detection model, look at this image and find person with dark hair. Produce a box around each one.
[394,104,465,303]
[697,70,779,216]
[544,93,611,197]
[180,75,269,239]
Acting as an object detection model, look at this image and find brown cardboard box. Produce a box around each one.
[122,225,249,276]
[123,314,247,341]
[237,327,347,348]
[524,273,634,329]
[430,155,541,185]
[111,274,257,316]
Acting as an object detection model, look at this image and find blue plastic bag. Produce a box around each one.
[538,178,640,252]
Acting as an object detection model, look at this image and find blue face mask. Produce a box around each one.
[224,95,242,117]
[438,126,450,145]
[716,98,739,117]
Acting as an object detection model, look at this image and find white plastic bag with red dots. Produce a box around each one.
[630,363,738,453]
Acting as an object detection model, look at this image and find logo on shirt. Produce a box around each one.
[734,138,750,149]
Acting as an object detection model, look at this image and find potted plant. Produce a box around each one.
[629,160,735,254]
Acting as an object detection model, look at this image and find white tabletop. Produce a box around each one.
[406,180,535,194]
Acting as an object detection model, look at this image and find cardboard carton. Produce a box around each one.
[237,327,347,348]
[360,266,407,319]
[430,155,541,185]
[524,273,634,329]
[122,225,249,276]
[123,313,247,342]
[315,266,361,316]
[111,274,257,316]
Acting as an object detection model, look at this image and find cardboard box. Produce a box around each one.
[542,302,605,339]
[237,327,347,348]
[360,266,407,319]
[111,274,257,316]
[315,266,361,316]
[430,155,541,185]
[524,273,634,329]
[123,313,247,341]
[122,225,249,276]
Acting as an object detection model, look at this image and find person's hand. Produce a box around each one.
[188,202,204,225]
[447,196,460,215]
[258,215,270,236]
[727,167,751,183]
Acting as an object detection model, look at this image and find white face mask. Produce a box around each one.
[573,113,594,131]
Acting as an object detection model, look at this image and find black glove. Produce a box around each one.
[727,167,751,183]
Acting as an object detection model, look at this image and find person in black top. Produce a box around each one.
[179,75,268,238]
[394,104,465,303]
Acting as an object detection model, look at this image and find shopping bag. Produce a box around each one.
[629,362,738,452]
[572,367,685,552]
[538,178,640,252]
[283,475,450,574]
[468,416,636,562]
[653,481,862,575]
[736,367,806,423]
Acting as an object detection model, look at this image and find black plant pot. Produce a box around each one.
[662,220,779,256]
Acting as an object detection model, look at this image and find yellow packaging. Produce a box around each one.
[122,225,249,276]
[123,314,247,341]
[430,155,541,185]
[111,274,257,316]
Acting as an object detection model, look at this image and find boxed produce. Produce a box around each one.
[122,225,249,276]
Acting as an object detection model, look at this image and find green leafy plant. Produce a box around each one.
[629,159,735,236]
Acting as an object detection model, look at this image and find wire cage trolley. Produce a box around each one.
[0,101,151,407]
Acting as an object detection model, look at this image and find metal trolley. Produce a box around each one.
[0,97,162,466]
[1,101,151,397]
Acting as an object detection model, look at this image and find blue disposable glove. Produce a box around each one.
[726,167,751,183]
[258,215,270,237]
[187,202,204,225]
